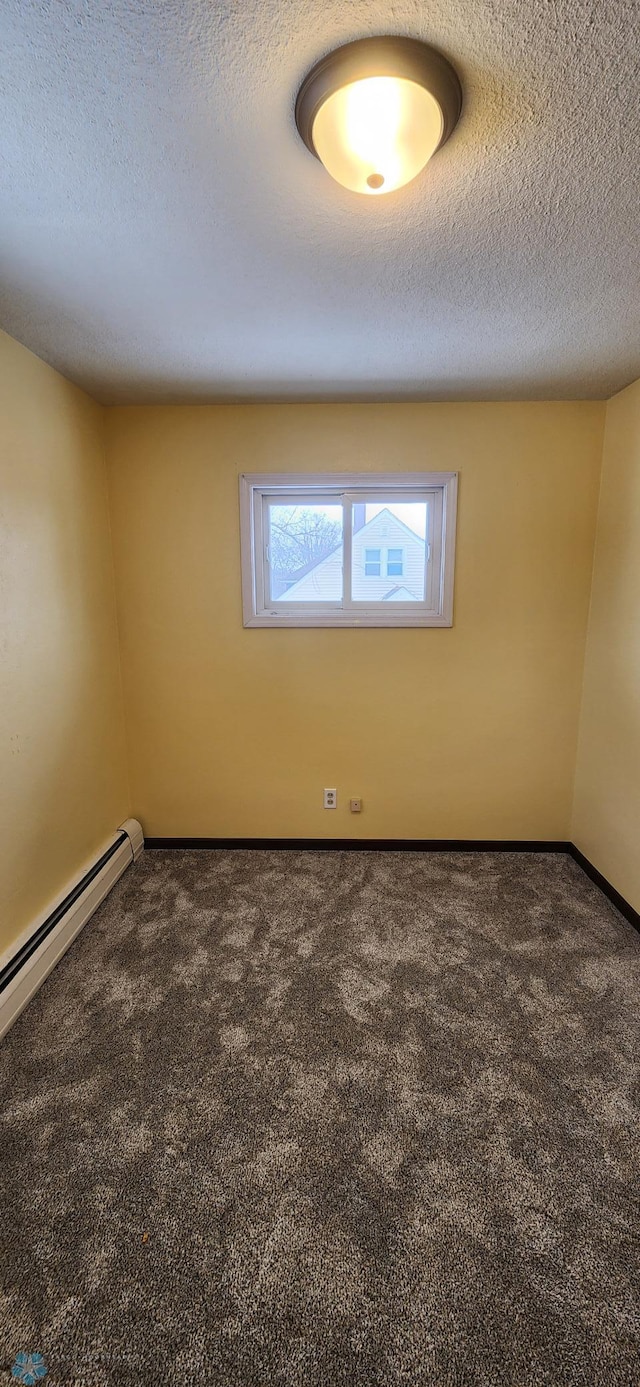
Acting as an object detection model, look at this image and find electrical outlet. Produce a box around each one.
[350,798,362,813]
[323,788,337,809]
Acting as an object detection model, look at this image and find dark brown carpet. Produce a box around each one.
[1,850,639,1386]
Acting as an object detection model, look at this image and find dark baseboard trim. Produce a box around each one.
[143,836,639,935]
[145,836,571,853]
[568,844,640,934]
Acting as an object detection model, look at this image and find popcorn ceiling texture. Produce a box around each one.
[1,0,639,403]
[1,849,639,1385]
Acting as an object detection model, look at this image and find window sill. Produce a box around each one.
[243,610,453,629]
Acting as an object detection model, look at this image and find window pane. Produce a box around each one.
[364,547,381,577]
[387,547,404,576]
[267,503,343,602]
[352,502,428,601]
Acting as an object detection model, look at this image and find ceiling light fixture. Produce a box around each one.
[295,36,462,197]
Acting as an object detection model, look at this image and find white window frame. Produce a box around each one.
[239,471,458,629]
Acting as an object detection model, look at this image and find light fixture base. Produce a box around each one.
[295,35,462,163]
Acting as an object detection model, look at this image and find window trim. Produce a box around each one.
[239,471,458,629]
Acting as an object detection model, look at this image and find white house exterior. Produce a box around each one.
[278,509,425,602]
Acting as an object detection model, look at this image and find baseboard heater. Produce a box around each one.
[0,818,144,1041]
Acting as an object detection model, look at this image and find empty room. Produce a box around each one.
[1,2,639,1384]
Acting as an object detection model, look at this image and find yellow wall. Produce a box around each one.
[0,331,129,955]
[5,315,636,954]
[106,402,604,841]
[572,378,640,911]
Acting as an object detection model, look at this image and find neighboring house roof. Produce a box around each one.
[359,508,427,547]
[281,509,424,602]
[382,586,416,601]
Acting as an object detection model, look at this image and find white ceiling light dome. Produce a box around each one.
[295,36,463,196]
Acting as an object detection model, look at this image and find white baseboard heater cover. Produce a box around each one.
[0,818,144,1041]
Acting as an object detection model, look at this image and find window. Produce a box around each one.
[364,548,382,577]
[239,471,458,628]
[386,548,404,577]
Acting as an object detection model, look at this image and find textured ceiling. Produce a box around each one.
[2,0,640,402]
